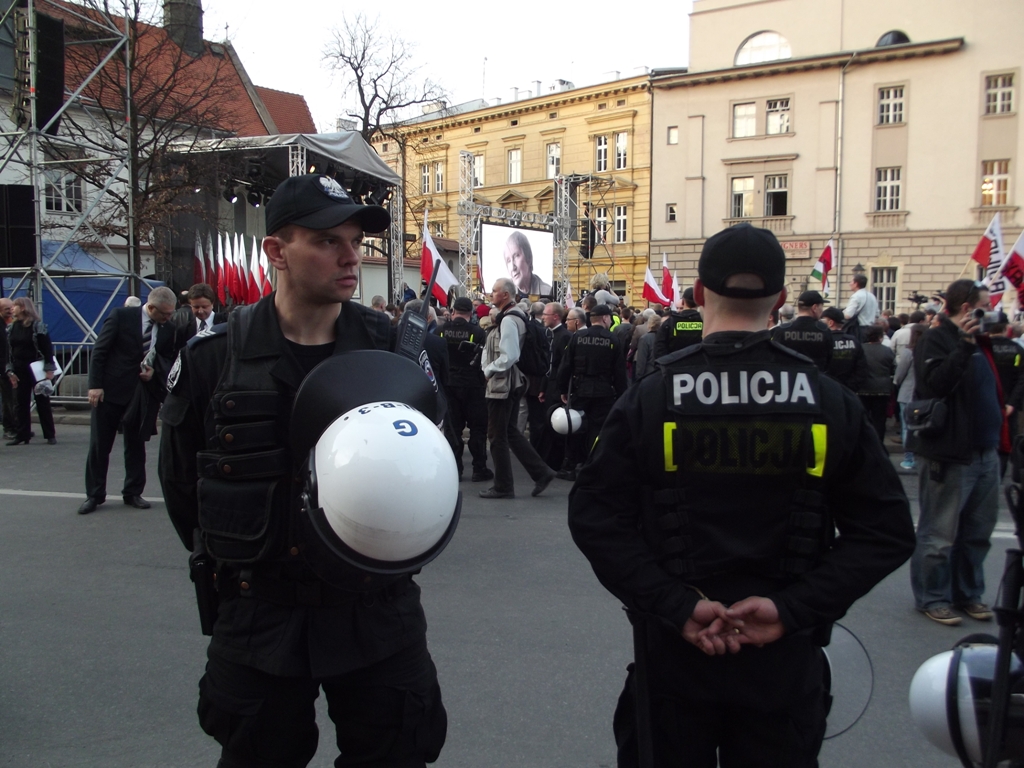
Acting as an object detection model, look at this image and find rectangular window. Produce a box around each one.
[507,148,521,184]
[472,154,485,188]
[614,205,628,244]
[985,74,1015,115]
[877,86,905,124]
[766,99,790,134]
[667,126,679,145]
[871,267,898,313]
[546,143,561,179]
[615,132,628,169]
[764,174,788,216]
[733,103,756,138]
[432,222,445,238]
[420,163,430,195]
[874,167,902,211]
[596,135,608,172]
[433,162,444,193]
[981,160,1010,206]
[731,176,754,218]
[594,206,608,241]
[44,172,83,213]
[666,204,677,222]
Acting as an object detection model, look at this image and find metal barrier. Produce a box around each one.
[51,342,93,407]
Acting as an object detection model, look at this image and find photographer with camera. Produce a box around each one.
[909,279,1010,626]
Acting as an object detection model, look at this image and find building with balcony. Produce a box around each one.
[651,0,1022,313]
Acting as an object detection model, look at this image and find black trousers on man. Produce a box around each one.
[199,638,446,768]
[85,399,146,501]
[565,395,615,469]
[486,387,553,494]
[0,373,17,435]
[447,384,488,476]
[858,395,889,444]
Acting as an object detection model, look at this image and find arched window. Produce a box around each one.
[735,31,792,66]
[876,30,911,47]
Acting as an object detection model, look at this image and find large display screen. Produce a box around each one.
[479,222,554,297]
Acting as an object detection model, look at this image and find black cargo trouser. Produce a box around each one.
[199,637,447,768]
[447,384,488,475]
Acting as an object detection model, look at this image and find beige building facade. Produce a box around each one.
[372,76,652,303]
[652,0,1023,313]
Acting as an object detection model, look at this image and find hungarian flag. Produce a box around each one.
[420,215,459,306]
[972,213,1004,269]
[810,239,833,296]
[565,281,575,309]
[248,237,261,304]
[1002,228,1024,294]
[216,233,226,305]
[661,254,674,305]
[642,266,671,306]
[193,231,205,285]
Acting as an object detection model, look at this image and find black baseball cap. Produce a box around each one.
[698,223,786,298]
[821,307,845,324]
[452,297,473,312]
[265,174,390,235]
[797,290,824,307]
[589,303,612,317]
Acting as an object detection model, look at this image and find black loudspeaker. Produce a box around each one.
[0,185,37,268]
[34,13,64,135]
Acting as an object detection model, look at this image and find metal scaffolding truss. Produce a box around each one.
[0,0,143,353]
[554,173,622,301]
[388,184,404,304]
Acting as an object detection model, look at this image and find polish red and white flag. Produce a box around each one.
[420,214,459,306]
[661,254,674,305]
[974,213,1007,306]
[642,266,671,306]
[1001,228,1024,294]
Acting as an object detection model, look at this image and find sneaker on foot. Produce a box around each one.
[922,606,962,626]
[899,460,916,470]
[958,603,994,621]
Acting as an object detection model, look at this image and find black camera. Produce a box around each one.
[972,308,1001,333]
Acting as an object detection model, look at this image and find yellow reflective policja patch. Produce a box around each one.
[664,423,677,472]
[808,423,827,477]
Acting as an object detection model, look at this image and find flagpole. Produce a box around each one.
[956,257,977,280]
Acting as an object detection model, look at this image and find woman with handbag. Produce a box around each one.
[4,297,56,446]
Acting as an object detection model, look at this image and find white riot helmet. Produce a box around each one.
[550,405,585,436]
[292,351,461,578]
[909,638,1024,764]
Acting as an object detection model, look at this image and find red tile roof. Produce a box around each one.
[38,0,312,138]
[254,86,317,135]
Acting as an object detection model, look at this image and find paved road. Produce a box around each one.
[0,423,1016,767]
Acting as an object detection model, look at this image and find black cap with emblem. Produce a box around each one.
[698,223,786,299]
[265,174,390,235]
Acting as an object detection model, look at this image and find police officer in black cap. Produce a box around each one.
[654,286,704,358]
[556,302,627,475]
[440,296,492,482]
[158,174,447,768]
[568,223,914,767]
[771,290,833,371]
[821,305,868,392]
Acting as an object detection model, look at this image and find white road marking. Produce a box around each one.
[0,488,164,502]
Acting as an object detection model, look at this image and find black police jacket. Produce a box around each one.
[158,295,429,678]
[771,316,832,372]
[439,317,485,388]
[654,309,704,358]
[556,325,627,400]
[990,335,1024,412]
[825,329,867,392]
[568,331,913,638]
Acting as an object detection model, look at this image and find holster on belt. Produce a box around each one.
[189,528,220,636]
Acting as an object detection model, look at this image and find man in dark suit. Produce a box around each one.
[79,286,177,515]
[167,283,227,357]
[539,301,572,473]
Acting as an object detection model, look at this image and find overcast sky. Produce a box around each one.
[201,0,694,132]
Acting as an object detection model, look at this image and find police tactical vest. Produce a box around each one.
[639,336,831,587]
[196,304,392,587]
[772,316,831,371]
[667,309,703,354]
[440,319,485,387]
[569,326,619,398]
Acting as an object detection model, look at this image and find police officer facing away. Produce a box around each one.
[158,174,447,768]
[440,296,492,482]
[770,290,832,371]
[654,286,703,358]
[568,224,914,767]
[821,306,868,392]
[556,302,627,477]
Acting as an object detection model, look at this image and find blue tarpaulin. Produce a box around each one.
[1,242,163,343]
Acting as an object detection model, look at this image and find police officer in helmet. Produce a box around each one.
[568,223,914,767]
[556,302,627,478]
[440,296,493,482]
[159,174,447,768]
